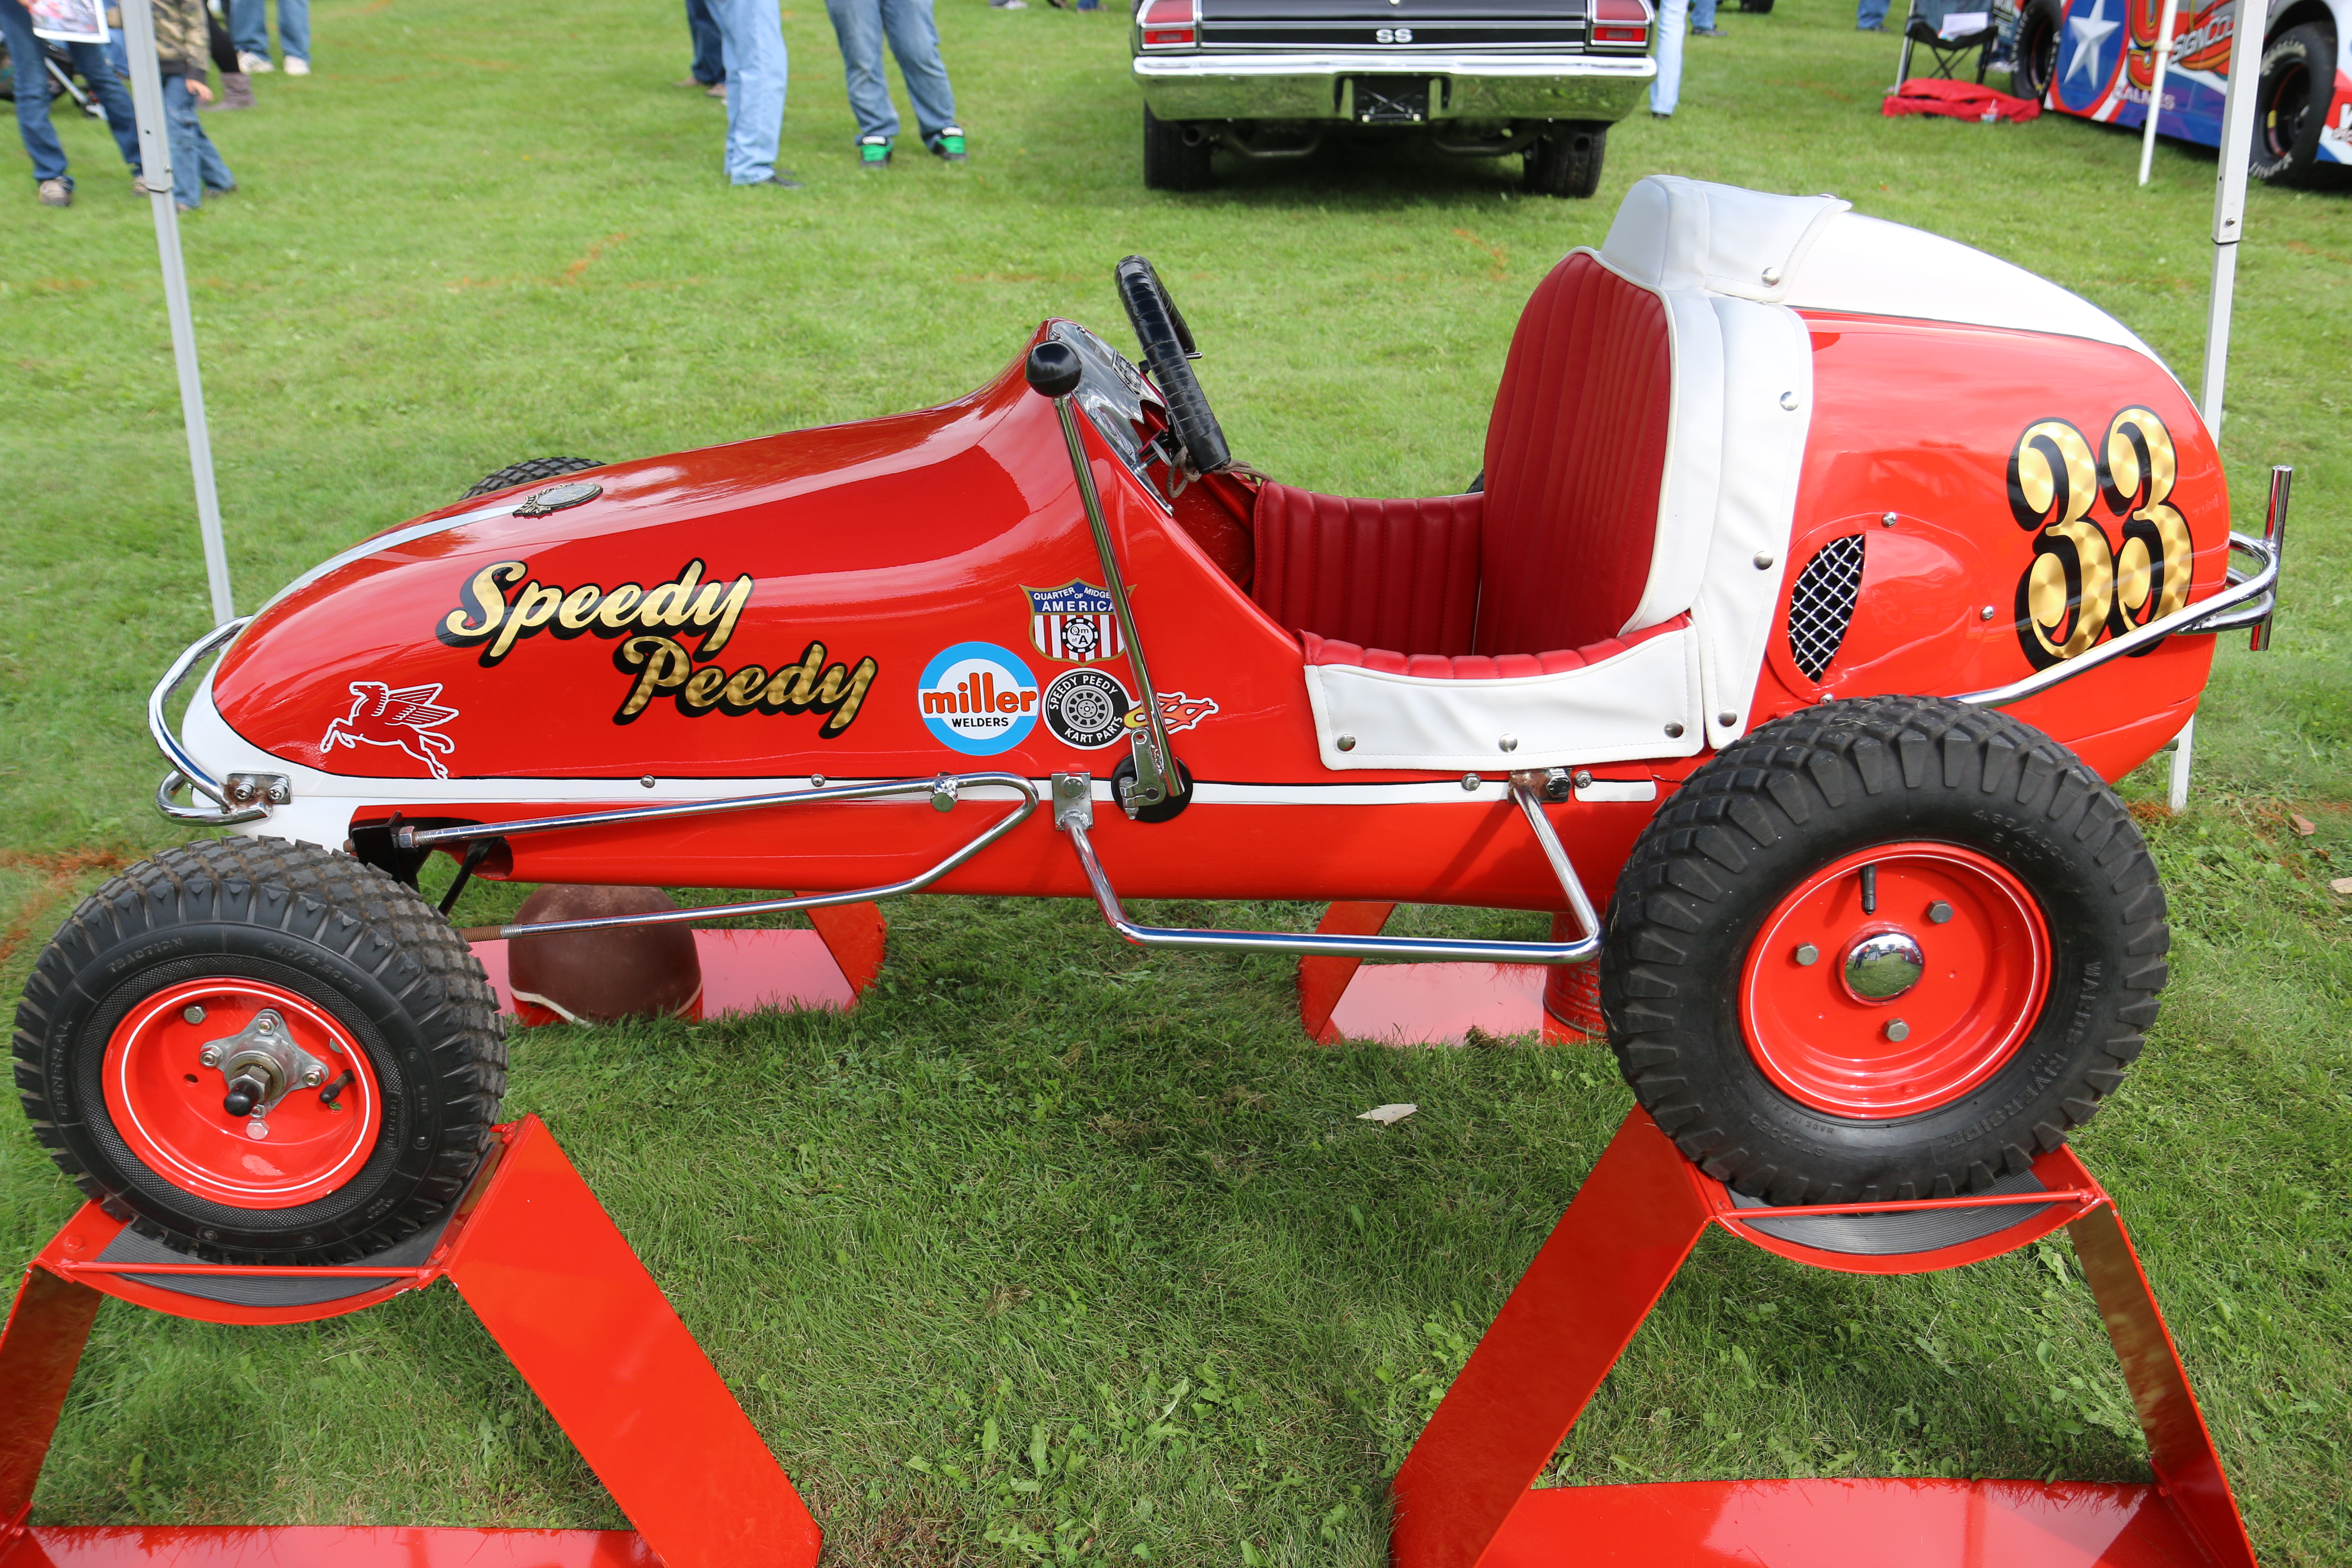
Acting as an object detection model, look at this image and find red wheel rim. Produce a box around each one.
[1738,843,2051,1119]
[104,979,383,1209]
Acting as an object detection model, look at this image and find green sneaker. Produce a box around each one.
[930,125,968,161]
[858,134,893,169]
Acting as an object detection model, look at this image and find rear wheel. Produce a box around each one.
[2011,0,2062,102]
[1523,122,1608,198]
[1600,695,2167,1204]
[12,838,505,1262]
[2249,24,2336,185]
[463,455,604,500]
[1142,106,1215,191]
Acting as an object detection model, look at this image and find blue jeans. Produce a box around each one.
[824,0,955,144]
[1650,0,1688,113]
[686,0,726,83]
[161,74,233,206]
[2,5,142,187]
[708,0,785,182]
[1856,0,1891,25]
[1691,0,1717,27]
[230,0,309,63]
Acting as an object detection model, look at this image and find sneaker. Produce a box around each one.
[206,180,238,194]
[1651,109,1672,118]
[238,50,273,71]
[1856,19,1886,28]
[858,133,892,168]
[282,56,309,75]
[747,171,804,188]
[990,0,1027,8]
[930,125,968,161]
[1690,23,1724,33]
[37,177,71,207]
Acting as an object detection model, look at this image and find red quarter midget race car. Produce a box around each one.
[15,176,2290,1268]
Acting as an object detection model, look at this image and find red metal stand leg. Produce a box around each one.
[1299,902,1394,1042]
[1390,1111,1713,1568]
[2069,1203,2257,1568]
[803,900,886,996]
[443,1121,821,1568]
[0,1267,104,1541]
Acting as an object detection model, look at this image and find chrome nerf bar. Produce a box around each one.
[441,773,1041,942]
[151,618,267,826]
[1052,772,1603,964]
[1958,510,2286,710]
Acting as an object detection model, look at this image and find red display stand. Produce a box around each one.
[1390,1109,2257,1568]
[0,1118,821,1568]
[473,898,888,1025]
[1299,903,1597,1046]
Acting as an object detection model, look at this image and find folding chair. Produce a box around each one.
[1895,0,2013,85]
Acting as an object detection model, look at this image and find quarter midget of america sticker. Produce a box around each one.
[1041,668,1133,750]
[918,642,1039,756]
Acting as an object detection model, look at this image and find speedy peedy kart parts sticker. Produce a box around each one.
[435,557,878,735]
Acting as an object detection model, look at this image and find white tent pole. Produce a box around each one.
[2138,0,2180,184]
[2171,0,2270,808]
[117,0,236,626]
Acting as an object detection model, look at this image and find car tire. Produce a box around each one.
[1142,107,1215,191]
[2248,24,2337,186]
[462,455,604,500]
[1600,695,2167,1205]
[12,837,507,1263]
[2011,0,2063,103]
[1523,121,1608,199]
[1737,0,1775,12]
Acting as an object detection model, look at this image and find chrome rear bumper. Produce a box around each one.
[1133,51,1655,122]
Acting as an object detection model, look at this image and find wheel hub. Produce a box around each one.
[1738,843,2052,1119]
[197,1009,331,1125]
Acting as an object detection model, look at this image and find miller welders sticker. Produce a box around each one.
[1041,668,1132,750]
[918,643,1040,755]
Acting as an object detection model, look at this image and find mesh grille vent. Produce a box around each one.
[1786,533,1867,681]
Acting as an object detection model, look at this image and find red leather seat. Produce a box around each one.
[1253,251,1673,672]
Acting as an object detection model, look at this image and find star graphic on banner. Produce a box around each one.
[2066,0,2121,84]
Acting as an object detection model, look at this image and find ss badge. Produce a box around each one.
[1375,25,1413,40]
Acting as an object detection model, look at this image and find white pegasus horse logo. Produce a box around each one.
[320,682,459,780]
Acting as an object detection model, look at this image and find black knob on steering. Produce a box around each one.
[223,1073,267,1118]
[1024,341,1083,399]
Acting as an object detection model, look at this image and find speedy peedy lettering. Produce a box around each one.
[436,558,879,735]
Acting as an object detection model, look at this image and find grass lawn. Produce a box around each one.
[3,0,2348,1560]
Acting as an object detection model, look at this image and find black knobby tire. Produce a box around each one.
[2248,25,2336,186]
[1600,695,2167,1204]
[2011,0,2063,103]
[12,837,506,1263]
[463,455,604,500]
[1523,122,1608,199]
[1142,106,1215,192]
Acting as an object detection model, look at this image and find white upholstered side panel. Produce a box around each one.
[1301,626,1705,772]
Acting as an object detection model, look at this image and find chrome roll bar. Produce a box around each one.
[1052,772,1603,964]
[447,773,1041,942]
[150,619,268,825]
[1959,518,2284,710]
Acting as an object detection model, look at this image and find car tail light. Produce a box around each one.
[1138,0,1197,46]
[1590,0,1650,44]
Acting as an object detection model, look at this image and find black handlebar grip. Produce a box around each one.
[1025,341,1084,399]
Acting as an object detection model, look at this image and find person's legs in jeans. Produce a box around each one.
[162,75,205,204]
[687,0,727,84]
[273,0,309,62]
[1690,0,1718,29]
[1856,0,1890,27]
[1649,0,1687,111]
[825,0,898,141]
[708,0,786,181]
[229,0,268,59]
[877,0,954,142]
[64,39,142,169]
[3,0,73,187]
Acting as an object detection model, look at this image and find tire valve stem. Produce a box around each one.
[318,1069,355,1109]
[1860,862,1877,915]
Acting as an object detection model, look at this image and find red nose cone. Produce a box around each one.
[506,885,704,1024]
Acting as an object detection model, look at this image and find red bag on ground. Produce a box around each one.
[1882,77,2043,122]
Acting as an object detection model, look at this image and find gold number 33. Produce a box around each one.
[2006,407,2193,671]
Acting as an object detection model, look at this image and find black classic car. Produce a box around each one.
[1131,0,1656,194]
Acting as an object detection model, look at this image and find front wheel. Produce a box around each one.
[1142,106,1215,191]
[1600,696,2167,1204]
[2011,0,2062,104]
[12,838,506,1262]
[1523,122,1608,199]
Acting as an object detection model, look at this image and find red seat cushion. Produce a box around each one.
[1477,252,1672,655]
[1250,484,1482,657]
[1302,615,1687,678]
